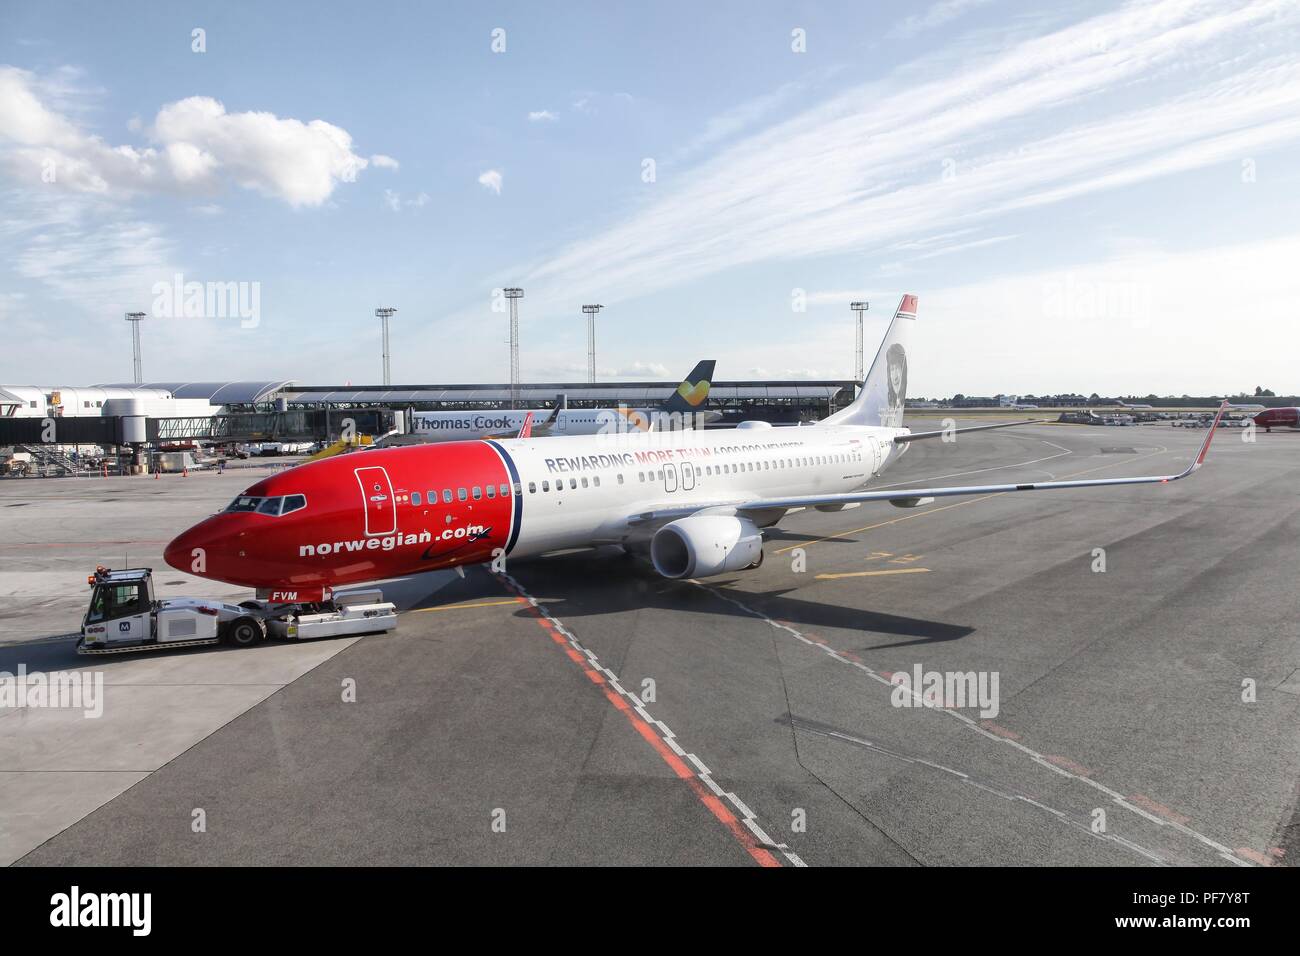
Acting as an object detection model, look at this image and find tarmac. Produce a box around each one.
[3,422,1297,866]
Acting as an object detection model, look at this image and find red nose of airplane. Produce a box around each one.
[164,512,254,585]
[164,519,218,580]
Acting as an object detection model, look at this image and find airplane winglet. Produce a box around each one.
[1187,400,1230,475]
[517,411,535,439]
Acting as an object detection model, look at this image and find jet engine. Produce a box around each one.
[650,515,763,579]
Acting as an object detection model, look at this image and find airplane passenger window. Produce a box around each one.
[569,478,577,489]
[473,487,482,500]
[581,477,588,488]
[504,484,513,497]
[457,488,467,501]
[486,484,496,498]
[443,489,453,504]
[593,476,601,487]
[617,474,624,485]
[528,482,536,493]
[412,492,422,506]
[542,481,549,492]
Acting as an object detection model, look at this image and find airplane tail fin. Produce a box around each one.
[820,294,916,428]
[659,359,715,414]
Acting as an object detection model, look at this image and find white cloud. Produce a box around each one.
[369,153,400,169]
[527,110,558,122]
[614,361,669,378]
[0,66,388,207]
[384,188,430,212]
[913,232,1300,395]
[508,0,1300,319]
[477,169,503,194]
[888,0,998,39]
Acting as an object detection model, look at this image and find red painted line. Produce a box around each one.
[1129,793,1191,826]
[1044,755,1094,777]
[505,578,781,868]
[981,721,1022,741]
[0,539,170,549]
[1235,848,1275,866]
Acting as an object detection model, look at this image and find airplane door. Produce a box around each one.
[664,463,678,492]
[355,466,397,536]
[680,459,695,491]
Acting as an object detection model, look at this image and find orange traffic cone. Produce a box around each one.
[182,467,188,477]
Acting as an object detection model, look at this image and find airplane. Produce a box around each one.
[164,294,1230,600]
[408,360,716,441]
[1253,407,1299,432]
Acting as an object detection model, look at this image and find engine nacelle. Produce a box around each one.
[650,515,763,579]
[889,496,935,508]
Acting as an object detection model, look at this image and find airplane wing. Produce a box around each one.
[894,419,1046,442]
[625,401,1229,529]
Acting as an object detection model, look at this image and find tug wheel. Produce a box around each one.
[225,617,265,647]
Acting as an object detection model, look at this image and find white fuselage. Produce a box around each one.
[490,422,907,558]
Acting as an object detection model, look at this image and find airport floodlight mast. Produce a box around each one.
[850,301,870,384]
[504,287,524,408]
[124,311,146,384]
[582,304,603,384]
[375,307,397,386]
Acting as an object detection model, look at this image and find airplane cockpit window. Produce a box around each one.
[226,494,306,516]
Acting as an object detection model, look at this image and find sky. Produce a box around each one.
[2,0,1299,398]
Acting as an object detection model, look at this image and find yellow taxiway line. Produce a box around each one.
[410,598,524,614]
[815,568,931,580]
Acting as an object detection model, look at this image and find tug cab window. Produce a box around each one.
[86,583,149,624]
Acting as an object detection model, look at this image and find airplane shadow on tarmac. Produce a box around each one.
[480,549,975,651]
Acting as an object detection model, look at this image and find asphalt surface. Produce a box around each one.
[6,422,1299,866]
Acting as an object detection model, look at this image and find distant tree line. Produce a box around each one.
[909,389,1295,408]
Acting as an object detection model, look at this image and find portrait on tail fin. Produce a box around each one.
[884,343,907,429]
